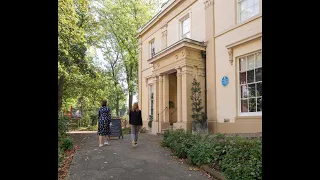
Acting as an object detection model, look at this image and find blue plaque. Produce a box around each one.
[221,76,229,86]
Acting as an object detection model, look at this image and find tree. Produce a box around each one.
[94,0,160,110]
[58,0,95,113]
[190,78,207,133]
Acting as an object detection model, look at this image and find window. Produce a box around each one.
[238,51,262,115]
[150,39,155,58]
[180,15,190,38]
[149,85,154,116]
[238,0,260,22]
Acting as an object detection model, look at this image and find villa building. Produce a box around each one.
[137,0,262,134]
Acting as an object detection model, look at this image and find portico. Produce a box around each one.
[146,38,206,134]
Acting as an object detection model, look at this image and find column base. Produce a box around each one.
[151,121,171,134]
[173,122,192,131]
[151,122,160,135]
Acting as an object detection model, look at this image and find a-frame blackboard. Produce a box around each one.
[109,117,123,139]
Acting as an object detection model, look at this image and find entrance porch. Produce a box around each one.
[147,39,206,134]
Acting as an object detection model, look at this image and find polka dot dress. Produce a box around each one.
[97,106,111,136]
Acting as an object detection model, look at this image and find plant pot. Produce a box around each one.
[192,120,208,134]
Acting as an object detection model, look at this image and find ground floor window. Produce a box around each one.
[149,85,154,116]
[238,50,262,115]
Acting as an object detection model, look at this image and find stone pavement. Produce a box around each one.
[68,131,212,180]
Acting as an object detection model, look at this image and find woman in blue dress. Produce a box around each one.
[97,100,112,147]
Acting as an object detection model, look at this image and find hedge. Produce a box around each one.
[161,129,262,180]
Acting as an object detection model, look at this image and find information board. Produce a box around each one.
[109,118,123,139]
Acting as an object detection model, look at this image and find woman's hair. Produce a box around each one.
[131,102,139,112]
[101,100,107,107]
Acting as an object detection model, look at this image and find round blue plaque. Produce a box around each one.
[221,76,229,86]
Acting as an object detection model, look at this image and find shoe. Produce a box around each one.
[134,142,138,147]
[99,144,103,147]
[104,141,109,146]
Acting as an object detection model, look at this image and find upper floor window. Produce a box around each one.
[180,14,190,38]
[238,51,262,116]
[150,39,155,58]
[238,0,260,22]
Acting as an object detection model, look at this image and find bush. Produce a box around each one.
[58,146,64,167]
[61,138,73,151]
[221,137,262,180]
[140,127,147,133]
[161,130,262,180]
[122,127,131,134]
[58,116,70,138]
[148,115,153,128]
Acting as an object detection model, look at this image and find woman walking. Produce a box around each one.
[129,103,143,147]
[97,100,112,147]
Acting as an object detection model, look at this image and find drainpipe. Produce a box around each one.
[201,50,207,119]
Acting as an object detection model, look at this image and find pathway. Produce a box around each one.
[68,131,213,180]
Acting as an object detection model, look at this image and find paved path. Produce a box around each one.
[68,131,212,180]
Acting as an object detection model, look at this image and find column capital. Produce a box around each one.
[158,75,163,82]
[153,76,158,82]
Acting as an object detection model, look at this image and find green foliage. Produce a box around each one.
[148,115,153,128]
[122,127,131,134]
[161,130,262,180]
[78,125,98,131]
[190,78,207,133]
[58,146,64,167]
[221,137,262,180]
[61,138,74,151]
[58,116,70,138]
[190,78,203,122]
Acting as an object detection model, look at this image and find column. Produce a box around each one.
[176,68,182,122]
[181,66,193,123]
[163,74,169,122]
[158,75,163,122]
[153,76,159,122]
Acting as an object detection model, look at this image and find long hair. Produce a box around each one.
[131,102,139,112]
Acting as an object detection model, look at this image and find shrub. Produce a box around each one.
[140,127,147,133]
[220,137,262,180]
[122,127,131,134]
[58,116,70,138]
[61,138,73,151]
[58,146,64,167]
[188,138,214,166]
[162,129,199,158]
[148,115,153,128]
[161,130,262,180]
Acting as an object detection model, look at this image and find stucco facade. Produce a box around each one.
[137,0,262,134]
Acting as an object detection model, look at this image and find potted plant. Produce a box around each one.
[190,78,208,134]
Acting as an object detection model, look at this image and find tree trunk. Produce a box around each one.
[116,94,120,117]
[58,75,65,113]
[128,91,133,111]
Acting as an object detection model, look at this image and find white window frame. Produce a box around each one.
[237,0,260,23]
[150,39,155,58]
[237,50,262,116]
[179,13,191,39]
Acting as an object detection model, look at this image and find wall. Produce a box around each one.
[214,17,262,123]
